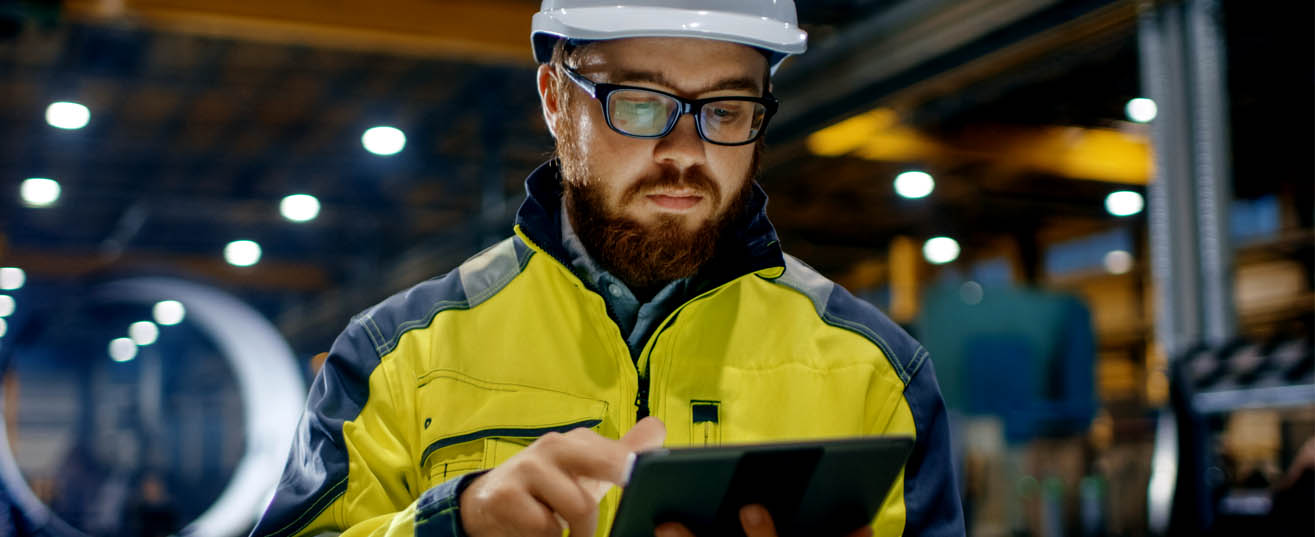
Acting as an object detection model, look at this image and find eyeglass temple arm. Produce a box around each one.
[561,67,599,98]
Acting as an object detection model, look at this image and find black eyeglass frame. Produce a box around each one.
[561,65,779,146]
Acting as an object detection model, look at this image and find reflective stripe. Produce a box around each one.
[459,238,525,308]
[773,254,835,317]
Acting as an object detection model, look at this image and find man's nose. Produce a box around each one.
[653,113,706,170]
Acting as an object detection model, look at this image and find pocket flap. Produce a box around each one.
[417,369,608,467]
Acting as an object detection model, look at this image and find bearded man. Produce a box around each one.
[251,1,964,537]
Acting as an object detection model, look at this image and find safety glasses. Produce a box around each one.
[561,65,777,146]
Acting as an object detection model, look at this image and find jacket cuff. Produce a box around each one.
[415,470,489,537]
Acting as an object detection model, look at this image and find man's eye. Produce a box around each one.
[708,105,743,121]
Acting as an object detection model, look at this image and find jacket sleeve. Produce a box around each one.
[896,356,966,537]
[249,317,480,537]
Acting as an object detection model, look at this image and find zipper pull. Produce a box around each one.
[635,375,650,420]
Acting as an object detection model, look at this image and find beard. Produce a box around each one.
[555,114,759,294]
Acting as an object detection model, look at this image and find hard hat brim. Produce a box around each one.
[531,6,807,65]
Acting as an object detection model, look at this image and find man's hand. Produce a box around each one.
[653,505,874,537]
[460,417,667,537]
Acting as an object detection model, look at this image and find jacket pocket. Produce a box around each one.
[416,369,608,488]
[690,400,721,447]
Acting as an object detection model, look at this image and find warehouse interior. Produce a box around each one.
[0,0,1311,536]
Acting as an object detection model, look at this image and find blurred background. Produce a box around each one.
[0,0,1311,536]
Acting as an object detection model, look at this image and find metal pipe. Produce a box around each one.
[1140,0,1203,359]
[1186,0,1237,346]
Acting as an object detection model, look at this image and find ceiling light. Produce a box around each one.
[224,240,262,267]
[46,101,90,130]
[0,268,25,291]
[362,126,406,156]
[0,318,6,338]
[109,337,137,362]
[21,178,61,208]
[1125,98,1157,123]
[923,237,961,265]
[280,194,321,223]
[130,320,159,346]
[1105,190,1145,217]
[959,281,984,305]
[0,295,13,317]
[894,170,935,199]
[153,300,186,326]
[1104,250,1134,275]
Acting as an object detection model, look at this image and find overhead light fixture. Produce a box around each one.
[0,318,6,339]
[1105,190,1145,217]
[0,268,25,291]
[1104,250,1134,275]
[153,300,186,326]
[109,337,138,362]
[21,178,61,208]
[0,295,13,317]
[362,126,406,156]
[894,170,935,199]
[1125,98,1157,123]
[959,281,984,305]
[130,320,160,346]
[224,240,262,267]
[46,101,90,130]
[923,236,961,265]
[280,194,321,223]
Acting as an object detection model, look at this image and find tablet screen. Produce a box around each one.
[608,436,914,537]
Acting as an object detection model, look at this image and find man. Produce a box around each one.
[251,1,964,536]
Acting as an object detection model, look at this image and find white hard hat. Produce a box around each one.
[531,0,808,74]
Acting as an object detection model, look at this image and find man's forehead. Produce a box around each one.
[573,37,767,93]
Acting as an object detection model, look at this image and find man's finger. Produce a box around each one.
[621,416,667,453]
[480,484,565,537]
[522,458,600,537]
[546,418,666,487]
[538,430,637,485]
[617,417,666,487]
[740,504,778,537]
[654,521,696,537]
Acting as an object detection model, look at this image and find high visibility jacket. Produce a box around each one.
[251,162,964,537]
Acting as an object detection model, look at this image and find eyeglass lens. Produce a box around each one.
[606,89,767,144]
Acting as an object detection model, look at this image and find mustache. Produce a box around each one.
[619,165,720,207]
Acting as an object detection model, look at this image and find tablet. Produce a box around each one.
[607,436,914,537]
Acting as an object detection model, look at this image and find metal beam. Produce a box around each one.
[1,247,332,291]
[63,0,539,65]
[772,0,1130,140]
[803,111,1153,185]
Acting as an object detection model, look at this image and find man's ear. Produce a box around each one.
[537,63,560,139]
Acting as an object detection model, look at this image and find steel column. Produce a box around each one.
[1185,0,1236,346]
[1140,1,1237,535]
[1140,0,1202,359]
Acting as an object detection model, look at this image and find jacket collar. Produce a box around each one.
[514,160,786,290]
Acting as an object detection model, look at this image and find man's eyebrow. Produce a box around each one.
[606,69,762,94]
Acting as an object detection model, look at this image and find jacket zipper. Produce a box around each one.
[515,228,774,432]
[634,277,758,424]
[635,376,650,420]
